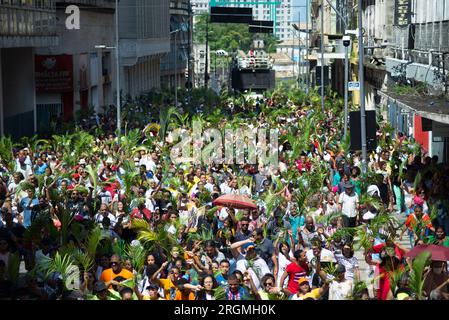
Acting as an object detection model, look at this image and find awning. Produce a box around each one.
[379,91,449,125]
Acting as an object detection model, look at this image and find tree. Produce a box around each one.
[194,14,279,54]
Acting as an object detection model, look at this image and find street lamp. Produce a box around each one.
[292,3,310,93]
[171,29,181,108]
[95,0,121,143]
[358,0,367,172]
[292,23,304,89]
[342,35,351,141]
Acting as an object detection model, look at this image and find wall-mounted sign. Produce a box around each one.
[35,55,74,93]
[395,0,411,26]
[348,81,360,91]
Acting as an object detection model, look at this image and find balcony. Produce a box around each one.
[55,0,115,10]
[0,1,58,47]
[170,0,190,14]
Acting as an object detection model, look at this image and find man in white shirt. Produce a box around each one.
[15,158,32,181]
[231,239,270,290]
[204,176,215,193]
[338,183,359,228]
[328,264,354,300]
[94,203,117,229]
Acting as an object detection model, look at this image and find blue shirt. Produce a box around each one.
[216,274,228,286]
[35,163,48,175]
[20,197,39,228]
[288,214,305,244]
[332,171,341,186]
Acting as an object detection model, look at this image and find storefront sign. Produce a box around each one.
[35,55,74,93]
[395,0,411,26]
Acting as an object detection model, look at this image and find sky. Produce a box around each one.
[292,0,308,22]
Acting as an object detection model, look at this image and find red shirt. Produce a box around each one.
[131,207,152,220]
[286,262,308,294]
[372,243,404,261]
[104,180,120,199]
[295,159,311,172]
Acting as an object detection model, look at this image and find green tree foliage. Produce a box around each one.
[194,14,279,54]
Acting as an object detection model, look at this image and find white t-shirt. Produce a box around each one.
[306,248,336,264]
[98,190,112,204]
[236,256,270,290]
[325,202,339,215]
[94,212,117,228]
[329,279,353,300]
[335,254,359,280]
[277,252,293,287]
[205,183,214,193]
[339,192,359,218]
[15,165,32,180]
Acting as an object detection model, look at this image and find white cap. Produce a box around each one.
[367,185,380,196]
[363,211,377,220]
[79,159,87,165]
[320,249,337,263]
[218,207,229,220]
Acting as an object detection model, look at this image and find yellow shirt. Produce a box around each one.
[293,288,322,300]
[160,278,176,300]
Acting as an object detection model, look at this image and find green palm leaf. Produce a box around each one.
[408,251,431,300]
[125,243,146,274]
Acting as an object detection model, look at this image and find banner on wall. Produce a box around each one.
[394,0,411,26]
[35,54,74,93]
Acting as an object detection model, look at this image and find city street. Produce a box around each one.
[1,0,449,303]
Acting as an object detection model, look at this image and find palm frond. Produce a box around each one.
[213,285,226,300]
[408,251,431,300]
[85,226,103,260]
[125,243,147,274]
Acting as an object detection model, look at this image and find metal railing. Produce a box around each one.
[0,2,57,37]
[237,56,272,70]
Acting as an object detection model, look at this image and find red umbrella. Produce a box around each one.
[213,194,257,210]
[405,244,449,262]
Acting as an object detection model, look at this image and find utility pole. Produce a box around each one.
[205,15,209,89]
[115,0,121,143]
[174,30,178,108]
[298,10,301,88]
[320,0,325,113]
[306,0,310,94]
[344,41,349,139]
[187,0,193,102]
[358,0,367,172]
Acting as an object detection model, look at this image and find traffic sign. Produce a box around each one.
[348,81,360,91]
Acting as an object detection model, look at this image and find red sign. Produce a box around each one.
[414,115,429,152]
[35,55,74,93]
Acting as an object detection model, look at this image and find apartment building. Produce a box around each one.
[1,0,170,138]
[161,0,192,91]
[0,0,58,138]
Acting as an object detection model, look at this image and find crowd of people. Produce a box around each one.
[0,87,448,301]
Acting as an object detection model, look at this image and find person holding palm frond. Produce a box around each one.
[400,205,434,247]
[369,236,409,300]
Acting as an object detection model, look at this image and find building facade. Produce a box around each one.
[193,43,210,88]
[0,0,58,138]
[161,0,192,91]
[1,0,170,139]
[361,0,449,162]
